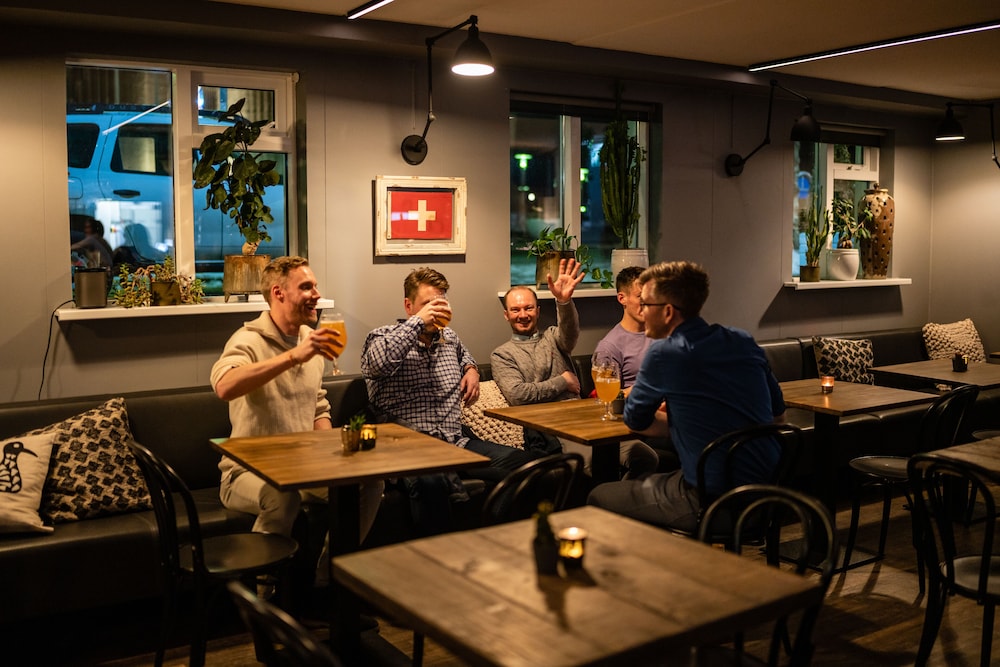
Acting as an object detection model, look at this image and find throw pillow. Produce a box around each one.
[30,397,151,523]
[0,433,56,534]
[922,318,986,363]
[461,380,524,448]
[812,337,875,385]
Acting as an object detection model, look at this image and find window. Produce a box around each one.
[792,133,881,278]
[509,102,649,287]
[66,62,296,295]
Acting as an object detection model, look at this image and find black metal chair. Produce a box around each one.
[908,453,1000,667]
[671,423,803,540]
[228,580,342,667]
[842,384,979,575]
[696,484,837,666]
[480,451,586,525]
[129,442,299,667]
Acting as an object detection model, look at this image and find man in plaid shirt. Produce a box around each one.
[362,267,534,534]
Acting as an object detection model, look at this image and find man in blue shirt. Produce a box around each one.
[588,261,786,531]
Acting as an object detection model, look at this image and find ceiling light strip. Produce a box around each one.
[346,0,395,20]
[749,20,1000,71]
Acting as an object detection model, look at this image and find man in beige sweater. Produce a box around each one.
[211,256,382,539]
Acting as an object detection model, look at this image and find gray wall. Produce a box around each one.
[0,15,993,404]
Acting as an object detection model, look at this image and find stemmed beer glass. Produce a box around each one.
[319,311,347,376]
[594,363,621,421]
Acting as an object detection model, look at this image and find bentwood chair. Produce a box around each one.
[908,453,1000,667]
[130,442,299,667]
[412,453,585,667]
[228,581,342,667]
[695,485,837,666]
[671,423,802,541]
[842,384,979,576]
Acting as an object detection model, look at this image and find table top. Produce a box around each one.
[210,423,489,490]
[932,436,1000,476]
[484,399,633,447]
[872,358,1000,389]
[780,378,936,418]
[333,505,824,667]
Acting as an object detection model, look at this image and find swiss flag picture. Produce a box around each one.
[387,188,454,240]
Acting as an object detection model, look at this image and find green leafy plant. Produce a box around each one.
[800,192,830,268]
[600,91,647,249]
[193,98,278,255]
[831,194,872,249]
[347,412,367,431]
[525,227,614,288]
[112,255,204,308]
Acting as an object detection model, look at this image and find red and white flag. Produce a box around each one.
[387,189,453,240]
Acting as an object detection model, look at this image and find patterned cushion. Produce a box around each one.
[461,381,524,448]
[812,337,874,384]
[0,433,56,534]
[29,397,151,523]
[922,318,986,363]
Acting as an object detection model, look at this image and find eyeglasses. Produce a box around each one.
[638,302,670,310]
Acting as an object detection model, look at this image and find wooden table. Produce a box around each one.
[780,379,936,512]
[483,399,633,484]
[211,424,489,661]
[334,505,823,667]
[873,358,1000,391]
[933,436,1000,477]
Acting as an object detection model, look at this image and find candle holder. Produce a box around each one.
[360,424,377,450]
[557,526,588,570]
[952,353,969,372]
[820,376,835,394]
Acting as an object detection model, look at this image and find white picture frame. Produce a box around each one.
[374,175,467,256]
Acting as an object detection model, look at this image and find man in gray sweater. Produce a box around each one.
[491,259,658,479]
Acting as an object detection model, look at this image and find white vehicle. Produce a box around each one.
[67,104,286,276]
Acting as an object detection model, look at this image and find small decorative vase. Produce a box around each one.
[610,248,649,282]
[150,280,182,306]
[535,250,575,289]
[859,183,895,279]
[533,535,559,576]
[223,253,271,302]
[827,249,860,281]
[340,426,361,453]
[800,265,821,282]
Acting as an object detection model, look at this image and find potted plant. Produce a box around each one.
[600,88,648,279]
[827,193,870,280]
[525,227,613,289]
[799,193,829,282]
[341,412,366,453]
[112,255,205,308]
[193,98,280,301]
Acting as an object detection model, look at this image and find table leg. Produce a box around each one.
[591,442,619,485]
[813,413,841,515]
[329,483,361,662]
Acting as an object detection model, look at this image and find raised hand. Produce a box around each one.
[547,258,586,302]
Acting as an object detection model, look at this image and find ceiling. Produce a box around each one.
[215,0,1000,102]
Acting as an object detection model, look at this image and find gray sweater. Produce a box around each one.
[491,300,579,405]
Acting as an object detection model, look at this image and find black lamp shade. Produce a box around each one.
[790,106,821,142]
[935,107,965,141]
[451,26,494,76]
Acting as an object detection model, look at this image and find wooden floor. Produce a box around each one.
[7,491,995,666]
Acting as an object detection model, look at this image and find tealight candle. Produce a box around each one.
[557,526,588,569]
[820,376,835,394]
[360,424,377,450]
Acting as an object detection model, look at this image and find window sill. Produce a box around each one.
[497,287,617,299]
[56,297,335,321]
[782,278,912,290]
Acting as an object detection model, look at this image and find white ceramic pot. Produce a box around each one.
[827,248,860,280]
[610,248,649,281]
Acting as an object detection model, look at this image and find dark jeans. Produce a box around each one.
[461,434,537,483]
[587,469,700,533]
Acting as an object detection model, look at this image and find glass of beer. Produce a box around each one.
[594,363,621,421]
[319,310,347,375]
[432,295,452,331]
[590,355,604,402]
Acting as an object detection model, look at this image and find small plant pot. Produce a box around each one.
[800,265,821,283]
[535,250,575,288]
[341,426,361,453]
[150,280,182,306]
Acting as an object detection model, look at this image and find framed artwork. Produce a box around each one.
[374,175,467,256]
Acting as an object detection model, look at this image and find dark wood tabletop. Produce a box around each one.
[780,378,936,416]
[483,398,633,446]
[211,422,489,489]
[932,436,1000,477]
[333,505,824,667]
[873,358,1000,390]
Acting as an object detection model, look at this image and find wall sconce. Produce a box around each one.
[724,80,822,177]
[935,102,1000,170]
[400,15,495,166]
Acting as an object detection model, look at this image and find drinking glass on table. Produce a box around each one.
[595,363,621,421]
[590,355,604,402]
[432,295,452,331]
[318,310,346,376]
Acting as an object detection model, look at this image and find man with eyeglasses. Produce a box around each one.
[491,259,658,479]
[588,261,786,531]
